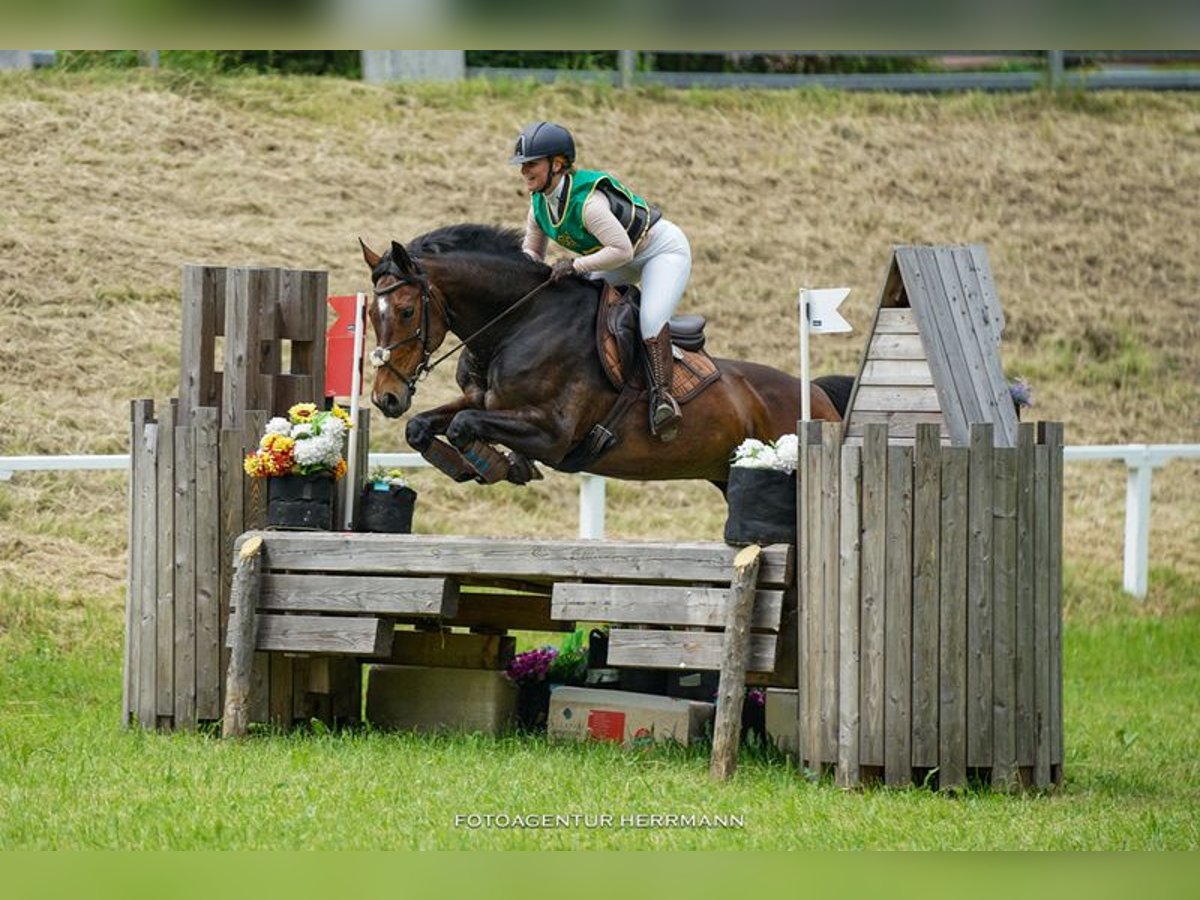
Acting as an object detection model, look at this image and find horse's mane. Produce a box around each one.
[407,223,529,261]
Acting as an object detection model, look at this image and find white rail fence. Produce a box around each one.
[3,445,1197,599]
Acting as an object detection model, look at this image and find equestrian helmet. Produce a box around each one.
[510,121,576,165]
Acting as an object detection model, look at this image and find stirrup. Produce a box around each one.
[649,394,681,443]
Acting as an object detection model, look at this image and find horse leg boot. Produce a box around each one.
[642,324,682,442]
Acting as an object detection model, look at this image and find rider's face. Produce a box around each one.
[520,158,556,194]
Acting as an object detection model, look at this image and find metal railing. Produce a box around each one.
[4,444,1198,598]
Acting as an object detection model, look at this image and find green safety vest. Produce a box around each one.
[531,169,650,254]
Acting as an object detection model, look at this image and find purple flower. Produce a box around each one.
[1008,377,1034,410]
[506,646,558,684]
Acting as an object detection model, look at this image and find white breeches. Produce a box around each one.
[593,218,692,338]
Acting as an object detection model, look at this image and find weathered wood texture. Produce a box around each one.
[222,536,264,739]
[710,545,763,782]
[795,422,1063,790]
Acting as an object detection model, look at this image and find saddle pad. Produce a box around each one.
[596,284,720,405]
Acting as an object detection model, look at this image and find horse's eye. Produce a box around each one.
[401,307,415,320]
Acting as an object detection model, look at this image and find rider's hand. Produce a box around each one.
[549,259,576,283]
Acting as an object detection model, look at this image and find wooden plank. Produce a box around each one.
[221,535,263,738]
[896,247,970,446]
[330,657,363,726]
[242,413,270,725]
[154,402,176,720]
[193,407,221,721]
[861,359,934,386]
[1034,442,1052,787]
[938,446,969,790]
[221,267,258,431]
[173,421,197,730]
[441,591,573,632]
[859,423,887,767]
[873,307,918,334]
[179,265,224,420]
[131,401,157,730]
[967,244,1004,343]
[884,444,913,787]
[948,247,1017,446]
[607,629,777,673]
[967,424,995,768]
[804,421,823,769]
[253,615,395,656]
[122,402,143,727]
[842,254,902,434]
[1041,421,1065,780]
[386,630,516,669]
[992,446,1019,789]
[1015,424,1037,768]
[551,583,783,630]
[258,574,457,617]
[866,333,926,361]
[819,422,841,765]
[217,427,245,713]
[796,422,813,768]
[854,386,942,413]
[302,270,329,386]
[845,412,949,443]
[911,424,941,768]
[929,247,1004,440]
[269,651,294,729]
[238,534,795,586]
[836,444,862,788]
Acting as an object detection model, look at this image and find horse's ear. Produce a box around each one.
[359,237,381,270]
[390,240,417,275]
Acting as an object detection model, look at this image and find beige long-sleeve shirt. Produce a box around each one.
[521,178,635,275]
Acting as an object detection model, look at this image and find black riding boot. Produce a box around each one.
[642,325,682,442]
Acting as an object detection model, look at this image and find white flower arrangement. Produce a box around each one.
[731,434,800,473]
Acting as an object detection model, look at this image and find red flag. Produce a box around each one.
[324,294,361,399]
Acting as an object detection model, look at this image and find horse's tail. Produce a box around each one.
[814,374,854,418]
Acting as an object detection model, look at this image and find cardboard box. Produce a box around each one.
[548,686,714,747]
[365,665,517,734]
[765,688,798,754]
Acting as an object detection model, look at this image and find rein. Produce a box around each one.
[371,272,555,391]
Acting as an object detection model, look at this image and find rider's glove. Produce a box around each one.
[549,259,576,283]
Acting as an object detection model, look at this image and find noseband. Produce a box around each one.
[369,271,438,395]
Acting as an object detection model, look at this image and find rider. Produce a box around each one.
[511,121,692,442]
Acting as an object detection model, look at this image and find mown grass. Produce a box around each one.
[0,568,1196,850]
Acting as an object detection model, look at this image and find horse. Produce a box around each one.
[360,224,847,490]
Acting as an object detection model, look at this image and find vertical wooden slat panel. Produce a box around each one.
[1015,424,1037,770]
[911,423,941,768]
[330,658,363,726]
[217,427,245,712]
[1034,441,1052,787]
[270,651,295,728]
[859,423,887,767]
[179,265,224,420]
[884,444,913,787]
[967,424,994,767]
[1041,421,1065,782]
[193,407,221,721]
[819,423,841,765]
[137,416,158,731]
[836,444,862,788]
[243,411,270,724]
[804,421,824,772]
[173,420,197,730]
[125,400,152,728]
[992,446,1019,789]
[154,402,176,720]
[938,447,968,790]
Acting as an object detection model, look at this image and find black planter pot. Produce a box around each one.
[267,472,335,530]
[358,484,417,533]
[515,681,551,733]
[723,466,797,546]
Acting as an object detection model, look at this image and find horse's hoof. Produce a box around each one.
[504,452,542,485]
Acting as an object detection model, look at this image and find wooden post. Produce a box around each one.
[222,535,264,739]
[710,544,763,782]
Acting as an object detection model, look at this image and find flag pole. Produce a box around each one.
[798,288,812,423]
[342,291,367,530]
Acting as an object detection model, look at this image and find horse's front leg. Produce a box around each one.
[446,407,572,474]
[403,396,485,483]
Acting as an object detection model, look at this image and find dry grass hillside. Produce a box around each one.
[0,70,1197,609]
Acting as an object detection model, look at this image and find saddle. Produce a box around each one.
[596,283,719,404]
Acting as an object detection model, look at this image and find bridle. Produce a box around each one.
[370,260,556,399]
[369,269,440,395]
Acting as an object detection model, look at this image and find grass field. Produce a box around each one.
[0,566,1197,849]
[1,71,1197,850]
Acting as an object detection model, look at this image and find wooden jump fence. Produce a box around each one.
[796,420,1063,790]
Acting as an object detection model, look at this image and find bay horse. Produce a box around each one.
[360,224,846,490]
